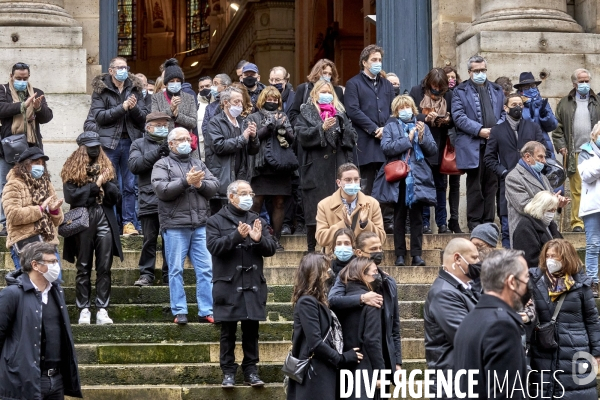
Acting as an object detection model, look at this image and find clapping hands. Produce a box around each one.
[237,219,262,242]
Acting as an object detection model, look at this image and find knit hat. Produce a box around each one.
[163,58,184,84]
[470,223,500,247]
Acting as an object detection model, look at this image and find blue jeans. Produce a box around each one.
[104,138,136,225]
[163,226,213,316]
[501,215,510,249]
[583,212,600,283]
[0,157,12,226]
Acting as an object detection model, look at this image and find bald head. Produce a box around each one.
[443,238,480,283]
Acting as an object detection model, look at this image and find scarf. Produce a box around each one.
[420,91,447,116]
[9,80,37,144]
[22,172,55,241]
[86,163,105,204]
[318,104,340,149]
[546,270,575,302]
[399,118,424,207]
[147,130,166,143]
[319,103,337,121]
[518,158,544,186]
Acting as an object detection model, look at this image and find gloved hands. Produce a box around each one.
[539,98,549,119]
[159,140,170,157]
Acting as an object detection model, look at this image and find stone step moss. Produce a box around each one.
[75,338,426,364]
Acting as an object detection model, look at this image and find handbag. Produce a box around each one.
[58,207,90,238]
[282,324,332,384]
[264,133,299,173]
[384,149,411,183]
[13,234,43,254]
[535,293,566,349]
[1,134,29,164]
[440,137,462,175]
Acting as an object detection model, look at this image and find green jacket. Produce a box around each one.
[552,88,600,176]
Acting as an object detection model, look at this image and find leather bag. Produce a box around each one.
[535,293,566,350]
[58,207,90,238]
[440,137,462,175]
[1,134,29,164]
[384,149,411,183]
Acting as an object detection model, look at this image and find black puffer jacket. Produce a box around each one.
[128,134,165,216]
[89,73,148,150]
[529,268,600,400]
[151,152,219,230]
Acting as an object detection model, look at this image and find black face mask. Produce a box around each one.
[87,146,100,159]
[263,102,279,112]
[199,88,211,98]
[430,88,443,96]
[368,252,384,266]
[393,86,400,96]
[508,105,523,120]
[370,273,383,292]
[274,83,284,93]
[466,262,482,280]
[514,278,532,310]
[243,76,258,88]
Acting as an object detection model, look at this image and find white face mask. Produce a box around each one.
[40,262,60,283]
[542,211,555,226]
[546,258,562,274]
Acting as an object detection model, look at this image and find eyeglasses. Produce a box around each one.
[270,78,285,84]
[341,178,361,183]
[149,123,168,128]
[233,192,255,198]
[469,68,487,74]
[172,137,191,143]
[38,259,59,265]
[514,276,529,286]
[229,100,243,106]
[112,65,130,71]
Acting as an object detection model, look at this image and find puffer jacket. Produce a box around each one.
[2,170,63,248]
[128,134,165,216]
[522,95,558,155]
[578,141,600,217]
[151,152,219,229]
[89,73,148,150]
[529,268,600,400]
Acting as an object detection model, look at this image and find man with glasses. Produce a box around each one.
[90,56,148,236]
[129,112,171,287]
[151,127,219,325]
[0,62,53,236]
[452,55,506,232]
[206,180,276,389]
[315,163,385,252]
[553,68,600,232]
[269,66,295,115]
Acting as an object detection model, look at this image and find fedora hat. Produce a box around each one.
[514,72,542,89]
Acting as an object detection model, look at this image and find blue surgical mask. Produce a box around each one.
[369,62,382,75]
[523,88,539,99]
[334,245,354,262]
[176,142,192,155]
[13,79,27,92]
[318,93,334,104]
[168,82,182,94]
[532,161,545,173]
[153,126,168,137]
[398,108,413,122]
[115,69,129,82]
[595,138,600,148]
[210,86,219,97]
[321,75,331,82]
[578,83,591,95]
[142,89,147,97]
[237,195,254,211]
[472,72,487,84]
[343,183,361,196]
[30,165,44,179]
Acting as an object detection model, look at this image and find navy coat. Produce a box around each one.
[345,73,395,165]
[451,80,506,169]
[522,96,558,155]
[372,117,437,205]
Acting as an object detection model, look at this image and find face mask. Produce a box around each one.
[263,102,279,112]
[142,89,147,97]
[318,93,334,104]
[167,82,182,94]
[577,82,591,95]
[152,126,169,137]
[430,88,442,96]
[40,262,60,283]
[334,245,354,262]
[210,86,219,97]
[369,62,382,75]
[243,76,257,88]
[148,90,154,95]
[86,146,100,159]
[368,252,384,266]
[199,88,211,98]
[514,279,532,310]
[370,273,383,292]
[13,79,27,92]
[115,68,128,82]
[508,105,523,120]
[448,79,456,89]
[237,195,254,211]
[274,83,284,92]
[542,211,555,226]
[472,72,487,84]
[321,75,331,83]
[531,161,545,173]
[460,255,481,280]
[30,165,44,179]
[596,138,600,148]
[398,108,413,122]
[176,142,192,155]
[343,183,360,196]
[546,258,562,274]
[393,86,400,96]
[229,104,243,118]
[523,88,539,99]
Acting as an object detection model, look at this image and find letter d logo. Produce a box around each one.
[572,351,598,386]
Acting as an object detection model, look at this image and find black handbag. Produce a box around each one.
[58,207,90,238]
[13,234,43,254]
[282,328,331,384]
[535,293,566,349]
[264,134,299,173]
[1,134,28,164]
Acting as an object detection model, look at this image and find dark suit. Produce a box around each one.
[454,294,527,400]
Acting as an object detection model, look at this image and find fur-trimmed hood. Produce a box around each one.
[91,72,144,95]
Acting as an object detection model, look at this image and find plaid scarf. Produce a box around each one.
[21,172,54,241]
[546,270,575,302]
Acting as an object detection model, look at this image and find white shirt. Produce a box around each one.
[445,268,472,290]
[31,279,51,304]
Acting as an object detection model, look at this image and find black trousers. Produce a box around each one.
[465,144,498,231]
[75,205,112,309]
[448,174,460,221]
[283,180,305,226]
[40,373,64,400]
[138,213,168,281]
[306,224,317,252]
[394,180,424,257]
[360,162,394,225]
[220,320,259,375]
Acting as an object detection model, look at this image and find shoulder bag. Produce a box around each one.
[440,137,462,175]
[1,134,29,164]
[58,207,90,238]
[535,293,566,349]
[384,149,411,183]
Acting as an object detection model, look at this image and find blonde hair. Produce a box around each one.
[524,191,559,220]
[591,121,600,142]
[256,86,282,110]
[154,76,164,92]
[310,80,345,113]
[391,95,418,117]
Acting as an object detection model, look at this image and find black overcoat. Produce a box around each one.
[512,215,562,268]
[128,134,164,216]
[289,82,345,126]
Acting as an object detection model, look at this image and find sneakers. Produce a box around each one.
[123,222,139,236]
[134,276,153,287]
[222,373,235,389]
[96,308,113,325]
[244,373,265,387]
[592,282,599,298]
[174,314,188,325]
[79,308,91,324]
[198,315,215,324]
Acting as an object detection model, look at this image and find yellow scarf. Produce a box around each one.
[9,79,37,144]
[546,270,575,302]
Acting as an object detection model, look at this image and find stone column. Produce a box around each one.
[0,0,79,26]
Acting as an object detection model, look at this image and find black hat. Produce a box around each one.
[514,72,542,89]
[163,58,184,85]
[18,146,49,163]
[76,131,101,147]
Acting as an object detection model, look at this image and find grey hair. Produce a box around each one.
[524,191,559,219]
[227,180,250,196]
[20,242,57,274]
[220,86,243,105]
[386,72,398,78]
[167,127,189,143]
[572,68,591,84]
[270,66,288,77]
[520,141,546,157]
[215,73,232,86]
[109,56,127,69]
[481,249,526,294]
[467,55,487,71]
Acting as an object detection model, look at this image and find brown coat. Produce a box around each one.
[315,188,386,253]
[2,170,63,248]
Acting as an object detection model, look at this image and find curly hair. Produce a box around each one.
[61,145,115,186]
[12,158,50,181]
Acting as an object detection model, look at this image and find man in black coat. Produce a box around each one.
[0,242,82,399]
[206,180,277,389]
[454,249,529,400]
[484,93,551,248]
[424,238,479,398]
